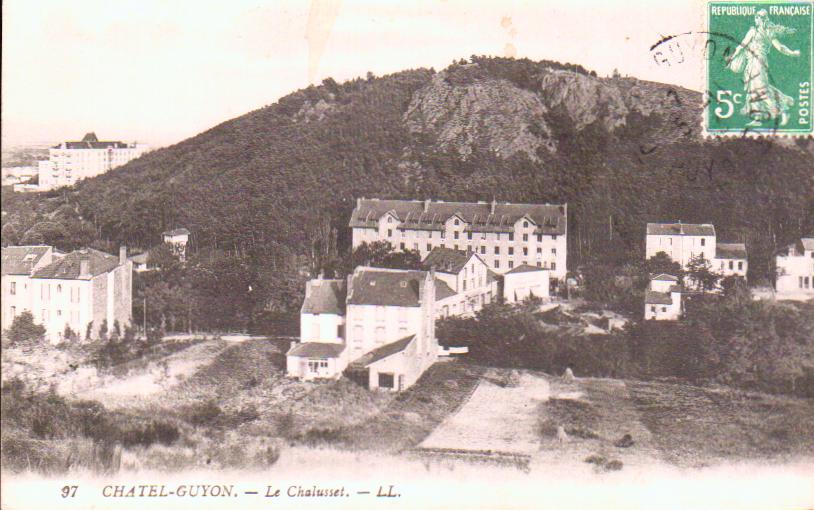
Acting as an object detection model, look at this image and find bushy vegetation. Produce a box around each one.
[1,379,180,473]
[437,297,814,398]
[2,311,47,347]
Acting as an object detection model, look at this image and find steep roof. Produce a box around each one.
[129,252,150,264]
[651,273,679,282]
[350,199,566,235]
[349,335,415,368]
[716,242,747,260]
[302,279,347,314]
[422,247,472,274]
[506,263,545,275]
[347,267,455,307]
[32,248,119,280]
[645,290,674,305]
[647,223,715,236]
[435,279,457,300]
[801,238,814,251]
[1,246,51,275]
[163,228,191,237]
[286,342,345,358]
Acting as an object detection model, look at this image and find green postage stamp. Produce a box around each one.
[706,1,813,135]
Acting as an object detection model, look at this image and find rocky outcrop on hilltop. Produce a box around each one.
[404,72,555,161]
[538,70,630,131]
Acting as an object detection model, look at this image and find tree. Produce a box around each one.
[4,312,47,346]
[335,241,424,275]
[721,275,750,305]
[686,254,721,292]
[63,324,78,342]
[643,252,684,282]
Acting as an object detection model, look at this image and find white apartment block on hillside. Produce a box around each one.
[646,222,748,282]
[2,245,133,343]
[775,237,814,299]
[37,133,149,191]
[350,198,568,281]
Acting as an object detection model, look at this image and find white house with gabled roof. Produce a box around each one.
[421,247,498,317]
[644,274,683,320]
[2,245,132,342]
[288,266,458,390]
[646,222,717,268]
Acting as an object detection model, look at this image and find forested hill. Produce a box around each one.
[3,56,813,291]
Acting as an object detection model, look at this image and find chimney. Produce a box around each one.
[490,198,497,215]
[119,246,127,265]
[424,199,431,213]
[79,258,90,277]
[356,197,361,209]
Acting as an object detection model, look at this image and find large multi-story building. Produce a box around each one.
[1,245,132,343]
[37,133,149,191]
[349,198,568,280]
[646,222,717,268]
[775,237,814,299]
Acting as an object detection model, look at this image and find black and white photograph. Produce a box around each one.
[1,1,813,509]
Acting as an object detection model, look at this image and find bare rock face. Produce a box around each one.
[294,98,335,123]
[538,70,629,131]
[404,72,555,161]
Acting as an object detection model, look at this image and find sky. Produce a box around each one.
[2,0,706,148]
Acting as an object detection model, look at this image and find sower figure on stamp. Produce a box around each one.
[726,9,801,127]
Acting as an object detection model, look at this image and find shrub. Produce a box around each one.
[120,420,180,447]
[4,311,46,346]
[301,426,346,446]
[604,460,624,471]
[184,400,222,427]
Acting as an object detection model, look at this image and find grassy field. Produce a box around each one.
[534,374,814,470]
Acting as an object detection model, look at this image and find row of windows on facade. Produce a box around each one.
[720,260,745,270]
[382,228,558,242]
[387,216,547,230]
[9,282,82,303]
[656,237,707,246]
[399,240,556,255]
[7,306,79,324]
[649,306,669,313]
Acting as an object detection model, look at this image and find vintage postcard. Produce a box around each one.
[1,1,813,509]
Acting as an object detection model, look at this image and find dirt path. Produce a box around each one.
[419,369,550,455]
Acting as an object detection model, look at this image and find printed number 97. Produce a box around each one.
[714,90,742,119]
[61,486,78,498]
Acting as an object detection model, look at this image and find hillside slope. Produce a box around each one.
[2,56,813,298]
